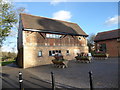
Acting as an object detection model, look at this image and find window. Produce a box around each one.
[78,36,82,40]
[66,50,70,55]
[46,33,62,39]
[58,50,61,53]
[99,43,106,52]
[117,38,120,42]
[49,50,61,56]
[55,50,58,53]
[38,51,42,57]
[49,51,52,56]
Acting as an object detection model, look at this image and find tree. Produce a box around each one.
[0,0,27,49]
[0,0,18,47]
[87,33,96,53]
[1,51,17,61]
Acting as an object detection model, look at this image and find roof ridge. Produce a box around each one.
[98,29,119,34]
[20,13,77,24]
[94,29,119,41]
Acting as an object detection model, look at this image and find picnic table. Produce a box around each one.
[75,53,92,63]
[75,56,91,63]
[52,60,68,68]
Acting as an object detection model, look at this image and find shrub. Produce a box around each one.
[92,51,108,57]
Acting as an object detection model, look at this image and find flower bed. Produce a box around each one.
[93,53,108,57]
[75,53,91,63]
[92,51,109,59]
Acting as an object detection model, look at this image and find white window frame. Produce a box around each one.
[49,50,61,56]
[46,33,62,39]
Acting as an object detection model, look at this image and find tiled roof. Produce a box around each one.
[94,29,120,41]
[20,13,88,36]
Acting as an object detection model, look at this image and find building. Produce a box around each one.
[17,13,88,68]
[94,29,120,57]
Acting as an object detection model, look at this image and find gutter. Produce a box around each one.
[23,29,88,37]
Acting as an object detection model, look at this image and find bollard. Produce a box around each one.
[89,71,93,90]
[51,72,55,90]
[19,71,23,90]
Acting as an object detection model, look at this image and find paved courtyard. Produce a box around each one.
[1,58,119,89]
[25,58,119,88]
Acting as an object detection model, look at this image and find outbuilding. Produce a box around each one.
[94,29,120,57]
[17,13,89,68]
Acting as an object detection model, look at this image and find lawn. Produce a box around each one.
[0,60,15,66]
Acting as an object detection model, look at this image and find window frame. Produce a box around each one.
[46,33,62,39]
[49,50,61,56]
[38,51,42,57]
[66,50,70,55]
[99,43,107,52]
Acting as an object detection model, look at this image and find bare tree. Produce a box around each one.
[87,33,96,53]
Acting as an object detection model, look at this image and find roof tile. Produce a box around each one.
[20,13,88,36]
[94,29,120,41]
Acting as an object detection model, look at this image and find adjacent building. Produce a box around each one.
[17,13,88,68]
[94,29,120,57]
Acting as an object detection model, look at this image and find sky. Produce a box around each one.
[1,0,119,53]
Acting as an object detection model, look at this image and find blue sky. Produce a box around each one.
[15,2,118,34]
[2,1,119,52]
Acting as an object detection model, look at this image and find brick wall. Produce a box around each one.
[24,31,86,46]
[95,39,120,57]
[23,45,88,68]
[19,31,88,68]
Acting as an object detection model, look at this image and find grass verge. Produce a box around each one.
[0,60,15,66]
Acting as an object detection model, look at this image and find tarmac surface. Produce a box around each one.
[1,58,119,89]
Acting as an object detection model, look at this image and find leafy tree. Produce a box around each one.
[0,0,18,47]
[87,33,96,53]
[1,51,17,61]
[0,0,26,50]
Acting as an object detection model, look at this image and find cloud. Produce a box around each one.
[1,45,17,53]
[52,10,72,21]
[50,0,67,5]
[105,15,120,26]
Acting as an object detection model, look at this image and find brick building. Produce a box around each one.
[94,29,120,57]
[17,13,88,68]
